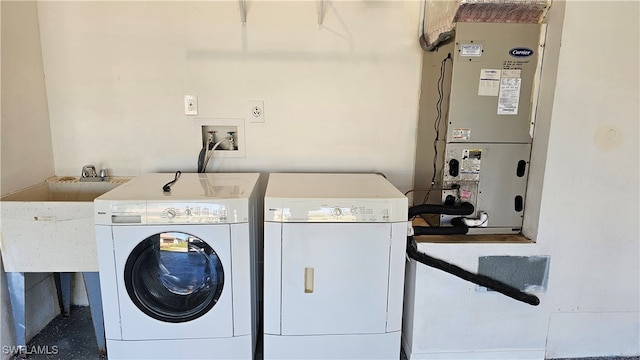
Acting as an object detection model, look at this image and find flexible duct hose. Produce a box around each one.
[408,203,473,235]
[407,203,540,306]
[413,217,468,235]
[409,202,475,218]
[406,237,540,306]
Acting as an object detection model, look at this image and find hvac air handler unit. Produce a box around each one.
[413,22,543,235]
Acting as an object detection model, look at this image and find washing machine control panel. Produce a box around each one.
[102,201,249,224]
[149,202,237,223]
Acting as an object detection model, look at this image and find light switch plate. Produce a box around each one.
[184,95,198,115]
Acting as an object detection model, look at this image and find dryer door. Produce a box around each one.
[280,223,391,335]
[113,225,233,340]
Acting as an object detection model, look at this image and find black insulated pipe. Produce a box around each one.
[407,204,540,306]
[409,203,473,236]
[413,217,469,235]
[406,238,540,306]
[409,202,474,218]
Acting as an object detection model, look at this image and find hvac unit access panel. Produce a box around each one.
[441,143,531,228]
[447,23,541,143]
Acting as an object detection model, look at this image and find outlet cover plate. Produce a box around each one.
[249,100,264,123]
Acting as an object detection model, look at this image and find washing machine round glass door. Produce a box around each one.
[124,232,224,323]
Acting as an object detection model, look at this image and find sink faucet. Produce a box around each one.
[82,165,97,178]
[81,164,109,182]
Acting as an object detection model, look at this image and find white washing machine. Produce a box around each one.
[94,173,261,359]
[263,173,408,359]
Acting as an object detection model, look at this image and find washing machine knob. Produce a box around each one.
[166,209,177,219]
[184,208,192,216]
[333,207,342,216]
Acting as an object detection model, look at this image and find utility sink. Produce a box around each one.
[0,176,130,272]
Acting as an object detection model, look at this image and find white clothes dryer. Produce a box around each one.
[263,173,408,360]
[94,173,261,359]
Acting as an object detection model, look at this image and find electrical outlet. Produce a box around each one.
[184,95,198,115]
[249,100,264,123]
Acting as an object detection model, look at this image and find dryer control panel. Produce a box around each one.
[265,200,405,223]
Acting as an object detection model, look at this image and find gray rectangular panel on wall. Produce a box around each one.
[477,255,550,292]
[448,23,542,144]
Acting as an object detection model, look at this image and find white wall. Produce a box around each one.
[37,1,423,191]
[1,1,58,357]
[1,1,55,193]
[539,1,639,357]
[521,0,565,240]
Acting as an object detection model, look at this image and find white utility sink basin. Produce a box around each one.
[0,176,130,272]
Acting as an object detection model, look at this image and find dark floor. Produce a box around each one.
[18,307,639,360]
[19,306,103,360]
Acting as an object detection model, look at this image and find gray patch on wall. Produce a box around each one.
[477,255,550,292]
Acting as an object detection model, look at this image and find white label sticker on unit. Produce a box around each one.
[497,77,522,115]
[501,69,522,78]
[461,149,482,181]
[478,69,501,96]
[452,128,471,141]
[460,44,483,57]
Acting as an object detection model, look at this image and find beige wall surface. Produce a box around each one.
[37,1,423,191]
[1,1,55,195]
[538,1,639,357]
[1,2,58,358]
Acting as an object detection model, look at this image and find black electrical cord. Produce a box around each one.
[423,53,452,204]
[162,171,181,192]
